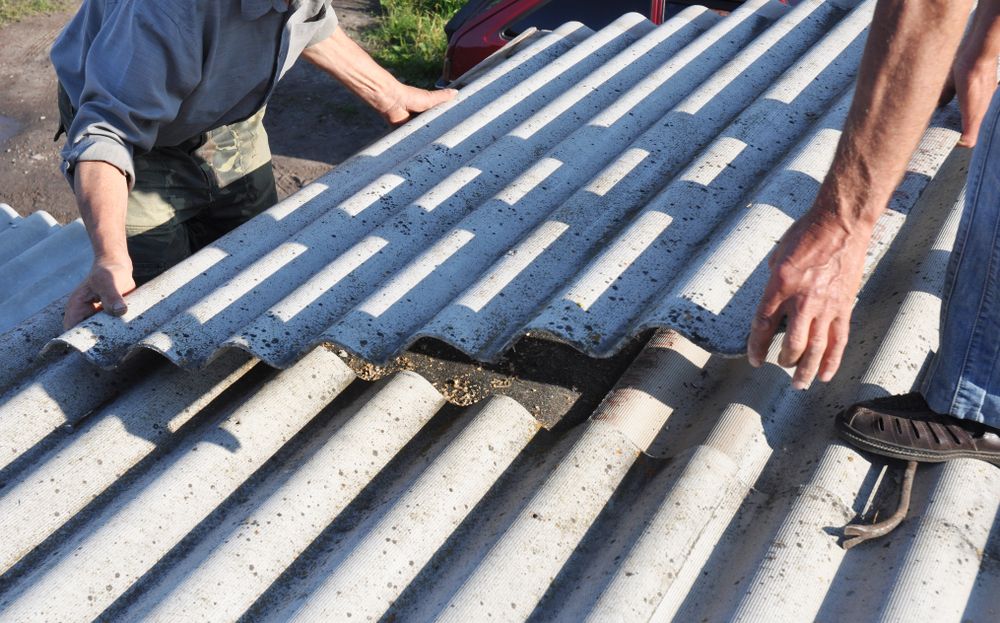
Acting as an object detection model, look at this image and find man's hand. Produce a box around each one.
[745,0,971,388]
[63,257,136,329]
[747,211,871,389]
[372,83,457,126]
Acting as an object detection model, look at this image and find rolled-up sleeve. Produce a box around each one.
[60,3,202,189]
[305,2,339,47]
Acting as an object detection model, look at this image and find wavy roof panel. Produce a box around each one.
[0,204,91,334]
[1,156,996,620]
[44,0,960,372]
[2,2,996,620]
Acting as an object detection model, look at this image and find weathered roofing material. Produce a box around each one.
[6,184,999,619]
[2,2,997,622]
[0,204,91,334]
[45,0,959,373]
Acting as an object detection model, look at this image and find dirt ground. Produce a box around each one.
[0,0,391,222]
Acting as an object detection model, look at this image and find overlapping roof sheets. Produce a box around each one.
[1,1,998,621]
[41,0,956,373]
[3,168,998,619]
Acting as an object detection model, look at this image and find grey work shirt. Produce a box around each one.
[51,0,338,188]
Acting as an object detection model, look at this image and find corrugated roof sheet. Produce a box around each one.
[2,1,998,621]
[41,0,958,372]
[0,204,91,334]
[3,158,999,619]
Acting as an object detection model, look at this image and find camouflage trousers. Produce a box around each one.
[57,86,278,283]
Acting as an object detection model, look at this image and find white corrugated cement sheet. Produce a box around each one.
[2,2,997,621]
[41,0,962,373]
[1,145,996,620]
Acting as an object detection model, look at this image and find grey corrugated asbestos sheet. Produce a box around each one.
[2,0,998,621]
[43,0,959,369]
[0,203,91,334]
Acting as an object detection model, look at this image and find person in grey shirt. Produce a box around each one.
[53,0,455,328]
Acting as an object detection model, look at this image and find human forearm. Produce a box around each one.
[302,27,400,114]
[946,0,1000,146]
[748,0,974,387]
[958,0,1000,73]
[74,160,130,263]
[63,160,135,329]
[302,26,455,124]
[813,0,972,233]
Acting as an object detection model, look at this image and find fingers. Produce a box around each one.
[383,105,411,126]
[756,311,848,390]
[790,316,850,389]
[423,87,457,110]
[747,311,777,368]
[63,284,101,330]
[382,82,458,126]
[954,62,999,148]
[756,309,844,391]
[98,284,128,317]
[818,317,850,383]
[749,300,850,390]
[749,283,831,390]
[747,288,784,368]
[88,264,130,316]
[407,86,456,111]
[778,303,812,369]
[790,317,828,390]
[958,100,990,147]
[62,263,135,330]
[958,89,986,147]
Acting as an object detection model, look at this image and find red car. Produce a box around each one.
[441,0,748,84]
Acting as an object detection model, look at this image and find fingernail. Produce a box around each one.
[792,380,810,391]
[111,304,127,315]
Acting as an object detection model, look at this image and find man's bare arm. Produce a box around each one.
[944,0,1000,147]
[63,160,136,329]
[302,26,455,125]
[747,0,972,389]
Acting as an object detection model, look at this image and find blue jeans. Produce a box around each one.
[922,91,1000,428]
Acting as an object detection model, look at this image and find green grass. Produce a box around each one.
[0,0,71,26]
[366,0,465,87]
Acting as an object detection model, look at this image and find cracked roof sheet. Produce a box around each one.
[2,1,998,621]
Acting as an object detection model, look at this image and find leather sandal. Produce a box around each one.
[836,392,1000,466]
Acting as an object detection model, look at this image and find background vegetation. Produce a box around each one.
[0,0,69,26]
[366,0,466,87]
